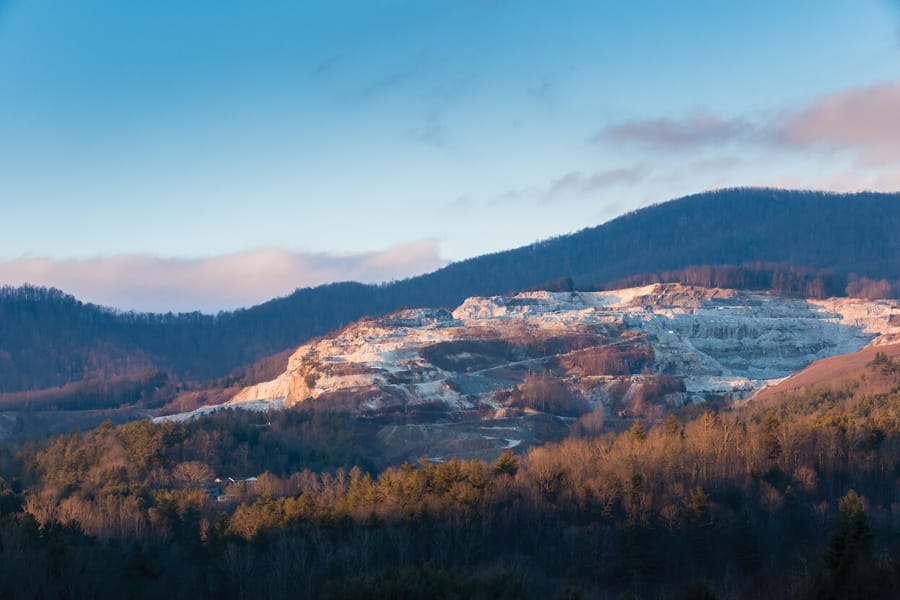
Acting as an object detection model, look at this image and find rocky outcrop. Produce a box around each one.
[167,284,900,419]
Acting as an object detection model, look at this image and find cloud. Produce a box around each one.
[755,163,900,194]
[311,55,342,77]
[690,156,741,172]
[771,81,900,166]
[0,241,447,314]
[527,77,555,106]
[594,81,900,175]
[410,107,446,148]
[874,165,900,190]
[597,112,750,150]
[491,165,650,206]
[545,165,650,200]
[357,51,431,100]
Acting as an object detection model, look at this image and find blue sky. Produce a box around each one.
[1,1,899,311]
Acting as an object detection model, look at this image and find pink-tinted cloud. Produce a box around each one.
[0,240,447,313]
[595,82,900,185]
[773,81,900,166]
[755,164,900,194]
[597,112,750,150]
[874,165,900,189]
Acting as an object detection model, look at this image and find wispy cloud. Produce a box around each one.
[545,165,650,200]
[0,241,447,314]
[771,81,900,166]
[527,77,555,106]
[357,49,433,100]
[596,112,750,150]
[491,164,650,206]
[311,55,342,78]
[410,107,446,148]
[690,156,741,172]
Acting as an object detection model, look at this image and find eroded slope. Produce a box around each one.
[159,285,900,424]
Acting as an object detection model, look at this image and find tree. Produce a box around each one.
[825,491,872,577]
[760,411,782,461]
[172,461,215,487]
[492,449,519,477]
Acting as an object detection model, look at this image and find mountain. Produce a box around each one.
[227,284,900,408]
[151,284,900,461]
[4,187,900,398]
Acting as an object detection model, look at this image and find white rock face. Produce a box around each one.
[163,285,900,420]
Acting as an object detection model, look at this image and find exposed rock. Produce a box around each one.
[158,284,900,422]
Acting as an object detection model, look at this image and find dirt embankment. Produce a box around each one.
[751,343,900,404]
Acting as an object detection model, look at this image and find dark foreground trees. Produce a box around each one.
[3,357,900,598]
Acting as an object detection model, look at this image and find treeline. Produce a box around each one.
[845,274,900,300]
[606,263,900,300]
[0,370,172,412]
[2,357,899,597]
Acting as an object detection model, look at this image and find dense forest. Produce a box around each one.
[4,188,900,397]
[0,354,898,597]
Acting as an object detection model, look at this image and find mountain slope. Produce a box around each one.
[4,187,900,395]
[751,342,900,404]
[391,187,900,301]
[160,284,900,422]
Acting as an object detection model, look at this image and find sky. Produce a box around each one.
[1,0,899,312]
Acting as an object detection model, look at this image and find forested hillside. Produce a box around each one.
[4,188,900,395]
[1,352,898,597]
[0,282,382,394]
